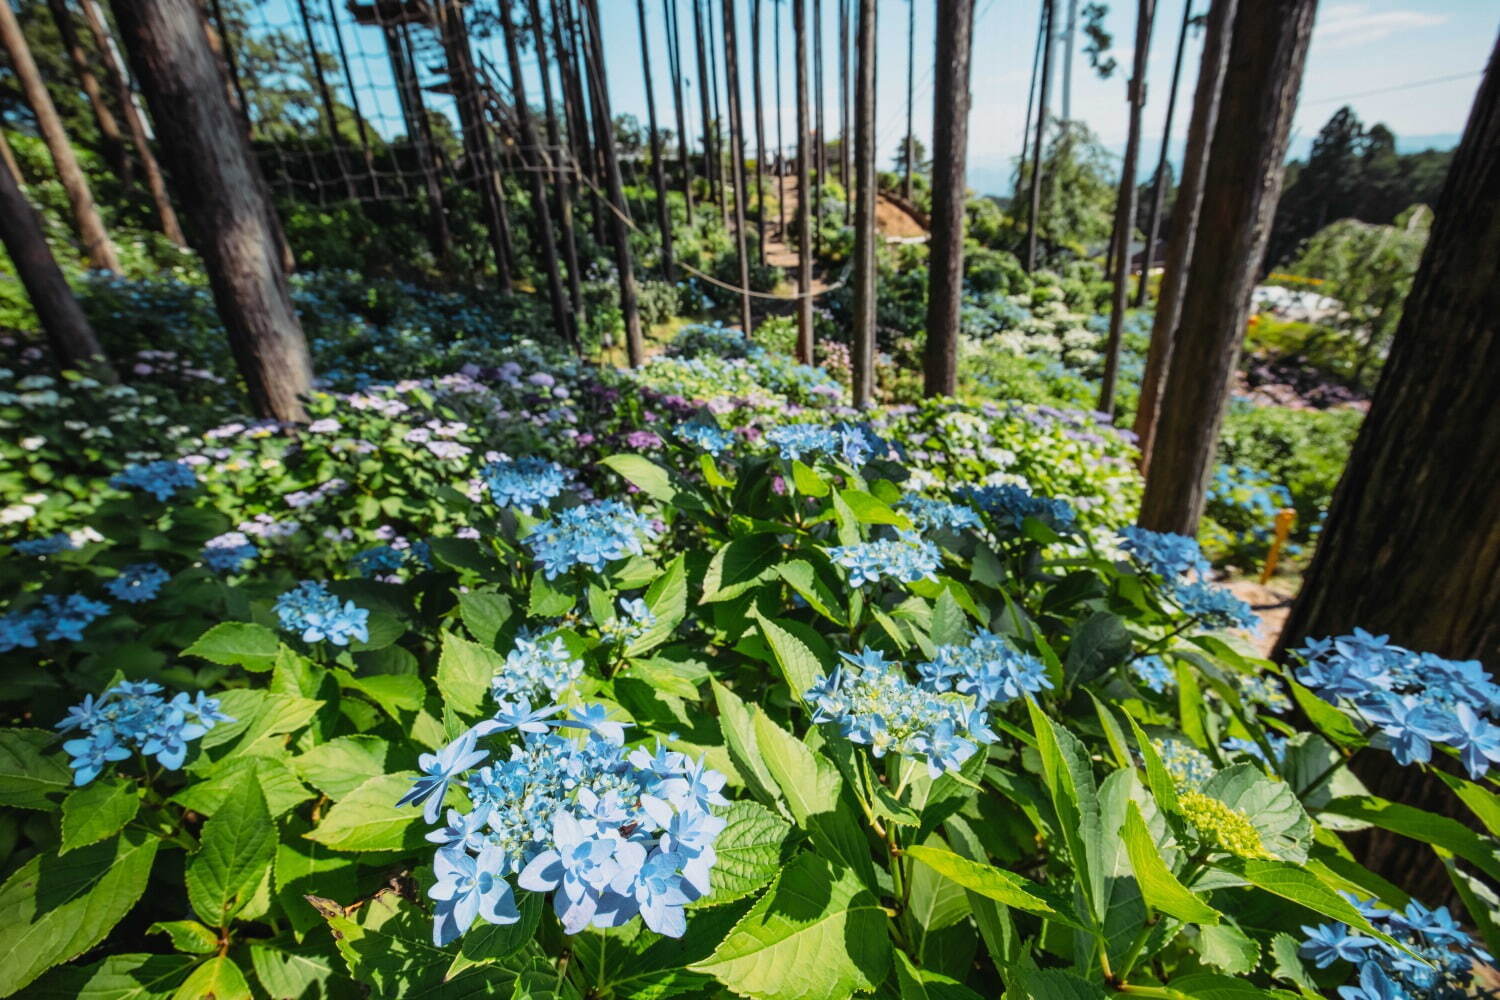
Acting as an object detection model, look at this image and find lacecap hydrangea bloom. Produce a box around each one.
[396,706,727,944]
[1294,629,1500,778]
[56,680,232,784]
[1118,525,1210,579]
[901,494,983,534]
[481,457,572,514]
[491,634,584,709]
[1172,580,1258,630]
[918,630,1053,705]
[829,533,941,588]
[961,484,1077,534]
[274,581,370,646]
[201,531,258,573]
[526,500,660,579]
[1156,737,1215,790]
[600,598,656,646]
[1301,895,1491,999]
[12,533,75,556]
[104,563,170,604]
[108,460,199,501]
[674,421,735,455]
[0,592,112,651]
[1132,655,1174,693]
[764,421,887,466]
[807,648,997,778]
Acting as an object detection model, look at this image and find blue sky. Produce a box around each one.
[265,1,1499,197]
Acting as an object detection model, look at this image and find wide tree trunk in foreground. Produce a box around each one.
[0,0,120,273]
[793,0,813,363]
[1136,0,1315,535]
[922,0,974,397]
[1097,0,1156,416]
[1135,0,1194,307]
[849,0,875,407]
[0,152,115,381]
[721,0,753,336]
[111,0,314,422]
[1132,0,1236,475]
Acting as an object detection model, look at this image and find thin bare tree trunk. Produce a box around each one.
[1016,0,1043,211]
[637,0,676,282]
[0,151,115,381]
[581,0,644,366]
[530,0,585,329]
[850,0,875,407]
[1135,0,1194,307]
[110,0,314,422]
[1137,0,1316,534]
[708,0,730,226]
[902,0,914,201]
[774,0,786,235]
[1132,0,1236,475]
[793,0,813,363]
[46,0,130,181]
[751,0,768,266]
[691,0,718,214]
[922,0,973,397]
[1025,0,1054,272]
[0,120,21,182]
[812,0,824,254]
[293,0,355,200]
[665,0,696,225]
[1061,0,1078,119]
[838,0,850,224]
[1097,0,1156,416]
[722,0,753,335]
[0,0,120,273]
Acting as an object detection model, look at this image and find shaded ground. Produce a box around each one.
[1225,577,1298,657]
[762,177,927,274]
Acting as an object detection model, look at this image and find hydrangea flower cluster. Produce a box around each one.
[104,563,171,604]
[350,543,430,580]
[1156,737,1215,790]
[12,533,76,556]
[0,593,113,652]
[482,458,573,514]
[764,421,887,466]
[491,635,584,710]
[901,494,982,534]
[1240,674,1291,713]
[108,460,199,501]
[1178,790,1274,860]
[1118,526,1209,580]
[397,708,727,944]
[1132,655,1174,693]
[526,501,660,579]
[56,680,232,784]
[918,630,1053,705]
[274,581,370,646]
[829,534,941,588]
[1301,896,1490,999]
[674,421,735,455]
[201,531,258,573]
[1117,527,1256,631]
[807,649,997,777]
[599,598,656,646]
[1172,581,1258,630]
[1293,630,1500,779]
[961,484,1077,534]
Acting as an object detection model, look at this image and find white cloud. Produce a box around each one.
[1314,4,1449,50]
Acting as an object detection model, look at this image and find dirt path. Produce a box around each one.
[760,176,928,276]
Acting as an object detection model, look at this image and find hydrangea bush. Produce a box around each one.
[0,332,1494,1000]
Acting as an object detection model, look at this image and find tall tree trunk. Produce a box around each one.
[1135,0,1193,307]
[902,0,914,201]
[110,0,314,422]
[326,0,381,198]
[665,0,696,225]
[922,0,973,397]
[1136,0,1315,535]
[721,0,754,335]
[1276,37,1500,904]
[530,0,585,329]
[1133,0,1235,475]
[1061,0,1078,120]
[501,0,572,350]
[838,0,850,224]
[45,0,130,181]
[565,0,606,248]
[708,0,730,226]
[750,0,767,266]
[1025,0,1055,272]
[793,0,813,363]
[774,0,786,235]
[691,0,718,212]
[550,0,595,247]
[0,117,22,182]
[849,0,876,407]
[581,0,645,366]
[812,0,824,255]
[0,0,120,273]
[638,0,677,281]
[384,23,452,264]
[1097,0,1156,416]
[293,0,355,200]
[0,151,115,381]
[1016,0,1044,212]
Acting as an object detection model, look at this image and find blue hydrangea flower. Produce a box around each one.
[1157,737,1215,789]
[1300,923,1379,968]
[1443,702,1500,780]
[481,458,573,514]
[1132,655,1174,693]
[55,681,232,784]
[961,484,1077,534]
[430,843,519,945]
[40,594,110,642]
[201,532,258,573]
[274,581,370,646]
[12,533,75,556]
[104,563,170,604]
[829,534,941,588]
[764,422,887,466]
[1171,580,1257,630]
[901,495,982,534]
[109,460,199,501]
[491,635,583,710]
[919,631,1053,706]
[1119,526,1209,580]
[599,598,656,646]
[351,545,409,578]
[526,501,660,579]
[397,728,488,823]
[1303,894,1487,998]
[0,609,45,652]
[675,421,735,455]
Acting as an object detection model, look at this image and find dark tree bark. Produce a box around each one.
[902,0,914,201]
[793,0,813,363]
[708,0,730,226]
[1135,0,1194,307]
[1132,0,1235,475]
[580,0,645,366]
[46,0,130,181]
[0,152,115,381]
[326,0,381,198]
[838,0,850,224]
[812,0,824,254]
[530,0,585,328]
[383,21,452,264]
[850,0,875,407]
[721,0,753,335]
[1025,0,1055,272]
[665,0,696,224]
[111,0,314,422]
[750,0,768,266]
[0,0,120,273]
[1137,0,1315,534]
[637,0,677,281]
[1097,0,1156,416]
[0,119,21,183]
[550,0,596,244]
[1016,0,1043,211]
[1061,0,1078,119]
[774,0,786,235]
[501,0,572,349]
[293,0,355,200]
[690,0,719,212]
[922,0,974,397]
